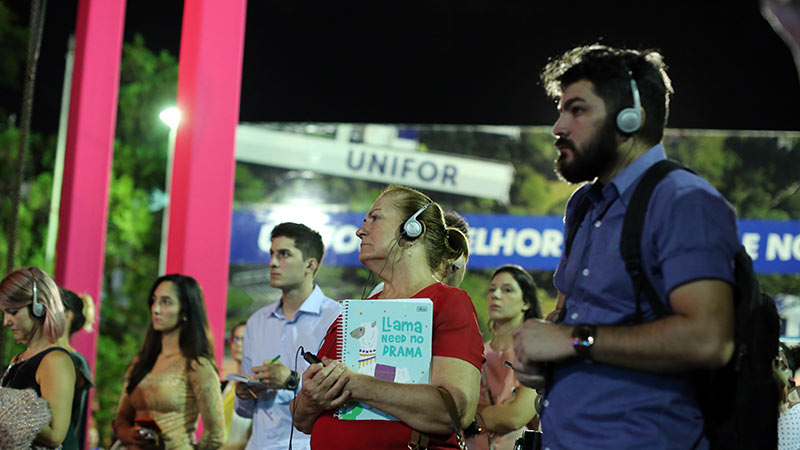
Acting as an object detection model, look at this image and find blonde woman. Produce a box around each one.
[1,267,76,449]
[294,185,484,449]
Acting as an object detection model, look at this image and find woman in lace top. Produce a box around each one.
[112,274,224,449]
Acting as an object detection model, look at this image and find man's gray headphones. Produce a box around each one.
[400,202,431,241]
[30,274,44,318]
[616,71,642,135]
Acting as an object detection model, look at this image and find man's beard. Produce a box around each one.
[554,119,619,184]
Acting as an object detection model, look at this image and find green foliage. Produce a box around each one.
[0,0,27,115]
[94,332,143,447]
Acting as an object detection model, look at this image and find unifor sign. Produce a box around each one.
[345,149,458,187]
[230,211,800,275]
[235,124,515,203]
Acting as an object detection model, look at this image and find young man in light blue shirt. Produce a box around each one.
[235,222,340,450]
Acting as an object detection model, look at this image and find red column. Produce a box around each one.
[54,0,126,446]
[167,0,248,364]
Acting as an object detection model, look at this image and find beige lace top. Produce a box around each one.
[115,356,224,449]
[0,387,52,449]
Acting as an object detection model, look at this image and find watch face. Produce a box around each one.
[571,324,596,358]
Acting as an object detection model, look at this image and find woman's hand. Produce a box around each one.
[292,358,351,433]
[116,424,163,449]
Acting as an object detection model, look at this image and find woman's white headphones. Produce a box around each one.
[400,202,431,240]
[30,276,44,318]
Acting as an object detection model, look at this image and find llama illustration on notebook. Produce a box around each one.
[337,298,433,421]
[351,321,411,383]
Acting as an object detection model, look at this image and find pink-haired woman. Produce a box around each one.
[1,267,76,449]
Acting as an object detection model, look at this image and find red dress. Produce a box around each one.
[310,282,485,449]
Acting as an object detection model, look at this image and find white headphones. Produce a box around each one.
[30,276,44,318]
[400,202,431,240]
[616,71,642,135]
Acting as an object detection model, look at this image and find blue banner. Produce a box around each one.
[230,211,800,274]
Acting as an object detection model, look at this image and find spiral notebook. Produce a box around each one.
[336,297,433,421]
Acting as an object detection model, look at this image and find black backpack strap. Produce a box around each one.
[620,159,688,322]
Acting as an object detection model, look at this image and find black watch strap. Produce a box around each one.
[284,370,299,390]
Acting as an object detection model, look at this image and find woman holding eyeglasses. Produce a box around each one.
[0,267,77,449]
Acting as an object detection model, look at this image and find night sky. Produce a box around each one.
[9,1,800,135]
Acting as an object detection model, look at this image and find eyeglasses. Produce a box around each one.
[228,336,243,344]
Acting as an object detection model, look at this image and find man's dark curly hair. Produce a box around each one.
[540,44,674,146]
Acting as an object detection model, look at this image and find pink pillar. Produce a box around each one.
[167,0,248,365]
[54,0,126,446]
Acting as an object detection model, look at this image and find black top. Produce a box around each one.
[1,347,71,394]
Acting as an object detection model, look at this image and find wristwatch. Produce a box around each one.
[571,324,597,359]
[284,370,299,390]
[464,413,484,438]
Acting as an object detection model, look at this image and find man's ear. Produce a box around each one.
[306,258,318,274]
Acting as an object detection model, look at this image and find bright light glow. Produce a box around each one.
[159,107,181,130]
[266,205,331,233]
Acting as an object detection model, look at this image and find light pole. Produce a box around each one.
[158,107,180,275]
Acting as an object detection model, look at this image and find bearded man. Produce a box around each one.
[511,44,740,450]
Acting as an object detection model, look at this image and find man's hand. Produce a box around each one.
[234,379,267,400]
[512,319,575,363]
[511,319,575,389]
[252,360,292,390]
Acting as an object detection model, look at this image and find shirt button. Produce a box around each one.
[570,312,579,320]
[543,399,549,408]
[594,220,601,228]
[582,268,590,276]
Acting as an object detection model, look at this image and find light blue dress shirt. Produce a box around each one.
[236,285,340,450]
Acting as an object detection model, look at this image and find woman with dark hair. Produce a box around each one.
[58,288,95,450]
[0,267,76,449]
[294,184,485,449]
[112,274,224,449]
[469,265,541,450]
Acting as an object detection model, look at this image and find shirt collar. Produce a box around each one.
[609,143,666,206]
[269,284,327,320]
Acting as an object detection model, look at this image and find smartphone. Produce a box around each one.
[303,351,323,365]
[134,417,161,440]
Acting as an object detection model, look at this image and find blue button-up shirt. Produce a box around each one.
[546,144,740,450]
[236,285,340,450]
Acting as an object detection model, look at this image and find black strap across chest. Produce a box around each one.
[563,159,691,322]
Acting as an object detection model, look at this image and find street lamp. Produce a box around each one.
[158,107,181,275]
